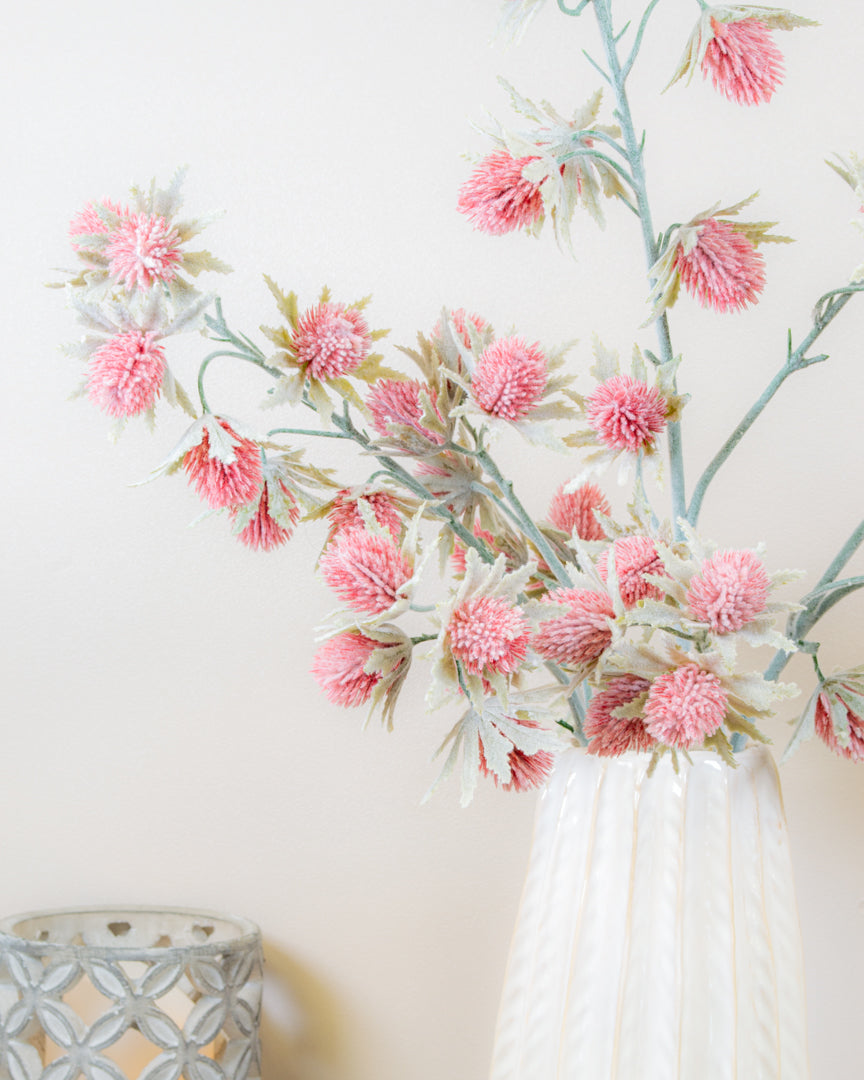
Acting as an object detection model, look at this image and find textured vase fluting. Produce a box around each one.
[0,907,263,1080]
[490,746,809,1080]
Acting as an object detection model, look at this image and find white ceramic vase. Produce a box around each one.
[489,746,809,1080]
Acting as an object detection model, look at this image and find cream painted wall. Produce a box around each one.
[2,1,862,1078]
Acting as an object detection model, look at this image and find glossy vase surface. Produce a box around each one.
[490,746,809,1080]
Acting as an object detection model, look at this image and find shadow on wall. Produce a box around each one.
[260,939,355,1080]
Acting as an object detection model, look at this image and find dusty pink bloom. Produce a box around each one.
[87,331,166,418]
[106,212,182,290]
[183,420,263,510]
[548,481,610,541]
[319,528,412,614]
[69,199,124,249]
[598,536,667,607]
[702,17,784,106]
[448,596,530,676]
[431,308,490,351]
[814,692,864,763]
[232,483,299,552]
[676,218,766,313]
[687,548,770,633]
[471,336,547,421]
[479,717,555,792]
[457,150,545,235]
[328,489,403,541]
[451,527,499,576]
[644,663,728,748]
[533,588,614,670]
[585,675,655,757]
[585,375,667,453]
[293,302,371,381]
[311,632,384,708]
[366,379,443,442]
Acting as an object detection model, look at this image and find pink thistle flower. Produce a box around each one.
[676,217,766,313]
[431,308,490,351]
[106,212,182,290]
[687,548,770,633]
[548,481,610,541]
[585,675,655,757]
[815,692,864,764]
[232,483,299,552]
[702,17,785,107]
[471,336,547,421]
[87,331,166,418]
[328,489,403,541]
[598,535,667,608]
[311,632,384,708]
[319,528,412,614]
[533,588,614,671]
[448,596,530,677]
[366,379,443,442]
[479,717,555,792]
[451,528,499,576]
[643,663,728,749]
[585,375,668,453]
[293,302,372,381]
[457,150,545,235]
[69,199,124,249]
[182,420,263,511]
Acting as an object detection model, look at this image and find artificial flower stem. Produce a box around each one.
[326,408,498,564]
[476,450,574,588]
[196,349,281,413]
[592,0,688,534]
[267,426,353,441]
[810,517,864,595]
[687,291,857,524]
[622,0,663,81]
[557,0,592,15]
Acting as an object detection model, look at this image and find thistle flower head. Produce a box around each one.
[702,16,785,105]
[232,480,300,552]
[471,336,547,421]
[584,675,655,757]
[812,675,864,764]
[106,212,183,291]
[448,595,530,677]
[183,419,263,510]
[585,374,668,453]
[327,488,403,541]
[643,663,728,749]
[311,632,384,708]
[367,378,443,443]
[687,548,770,633]
[676,217,766,313]
[533,588,614,674]
[458,150,545,236]
[598,535,667,608]
[431,309,491,352]
[548,481,610,541]
[87,331,166,418]
[319,528,412,615]
[69,199,125,251]
[294,302,372,381]
[479,716,555,792]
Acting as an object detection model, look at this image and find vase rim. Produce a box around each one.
[0,905,261,960]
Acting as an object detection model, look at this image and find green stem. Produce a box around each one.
[476,450,573,587]
[196,350,283,413]
[592,0,687,533]
[267,426,352,440]
[558,0,591,14]
[765,517,864,680]
[687,291,856,524]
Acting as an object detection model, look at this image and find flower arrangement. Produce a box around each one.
[54,0,864,805]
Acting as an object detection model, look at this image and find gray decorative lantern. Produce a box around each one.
[0,907,263,1080]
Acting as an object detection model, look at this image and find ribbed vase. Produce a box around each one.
[489,746,809,1080]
